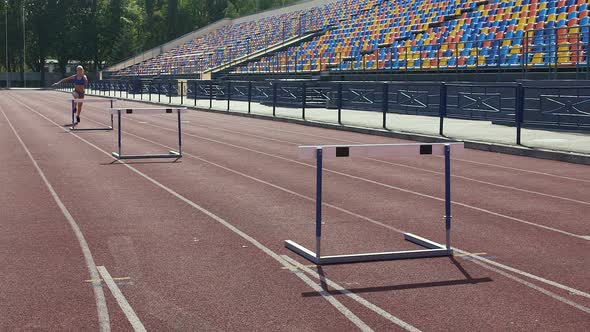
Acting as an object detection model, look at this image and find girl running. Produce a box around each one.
[53,65,88,124]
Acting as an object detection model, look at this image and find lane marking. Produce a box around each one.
[82,91,590,185]
[12,93,412,331]
[451,157,590,184]
[124,116,588,241]
[97,266,146,332]
[86,277,132,283]
[186,113,590,184]
[154,114,590,206]
[281,261,376,331]
[462,256,590,314]
[36,93,590,307]
[282,255,422,332]
[281,264,317,270]
[0,105,111,331]
[454,252,487,258]
[72,112,590,307]
[366,158,590,206]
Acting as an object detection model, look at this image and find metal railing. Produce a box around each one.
[55,78,590,146]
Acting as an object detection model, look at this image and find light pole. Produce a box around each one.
[5,0,9,88]
[22,1,25,87]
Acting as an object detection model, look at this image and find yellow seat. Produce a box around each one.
[558,53,572,64]
[531,53,544,64]
[511,46,522,54]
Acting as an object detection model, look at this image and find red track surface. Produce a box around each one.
[1,90,588,331]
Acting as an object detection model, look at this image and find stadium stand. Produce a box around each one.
[112,0,589,77]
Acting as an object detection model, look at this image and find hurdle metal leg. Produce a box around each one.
[315,147,323,259]
[445,144,452,249]
[110,100,114,129]
[71,100,75,127]
[117,110,122,157]
[178,110,182,155]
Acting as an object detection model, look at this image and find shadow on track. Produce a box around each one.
[301,257,492,297]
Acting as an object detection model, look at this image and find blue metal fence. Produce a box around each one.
[60,79,590,141]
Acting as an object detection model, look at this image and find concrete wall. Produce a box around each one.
[104,0,339,73]
[1,72,65,87]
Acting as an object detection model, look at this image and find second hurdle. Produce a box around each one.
[69,98,117,131]
[110,107,187,160]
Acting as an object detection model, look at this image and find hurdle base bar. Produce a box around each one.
[70,126,113,131]
[285,233,452,265]
[112,150,181,160]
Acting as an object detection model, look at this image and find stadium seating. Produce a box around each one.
[114,0,589,77]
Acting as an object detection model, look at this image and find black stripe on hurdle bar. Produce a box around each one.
[166,109,172,113]
[420,145,433,155]
[126,109,133,114]
[336,147,350,157]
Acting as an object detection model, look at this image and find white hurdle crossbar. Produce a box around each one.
[285,142,464,265]
[69,98,117,131]
[110,107,187,160]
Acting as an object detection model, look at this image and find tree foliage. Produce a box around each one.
[0,0,299,74]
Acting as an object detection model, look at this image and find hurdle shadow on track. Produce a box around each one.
[301,257,493,297]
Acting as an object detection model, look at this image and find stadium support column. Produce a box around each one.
[439,83,447,136]
[337,82,343,125]
[382,82,388,129]
[515,83,524,145]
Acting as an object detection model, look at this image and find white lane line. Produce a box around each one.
[451,157,590,184]
[282,262,376,331]
[0,105,111,332]
[366,158,590,206]
[454,248,590,301]
[78,116,590,307]
[125,117,588,241]
[39,94,590,303]
[97,266,146,332]
[461,255,590,314]
[81,91,590,184]
[12,93,405,331]
[186,113,590,184]
[154,114,590,206]
[282,255,423,332]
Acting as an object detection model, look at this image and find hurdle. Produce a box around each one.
[110,107,187,159]
[284,142,464,265]
[70,98,117,131]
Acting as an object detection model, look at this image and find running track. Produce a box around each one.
[0,90,589,331]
